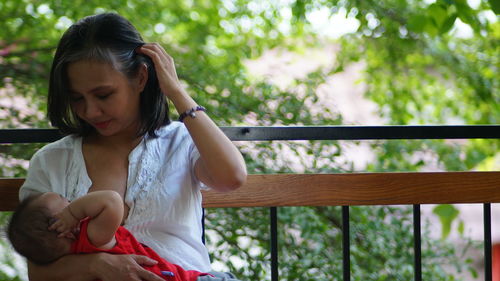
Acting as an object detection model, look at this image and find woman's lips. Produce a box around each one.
[93,121,110,129]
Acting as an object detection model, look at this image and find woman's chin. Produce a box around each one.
[94,127,118,137]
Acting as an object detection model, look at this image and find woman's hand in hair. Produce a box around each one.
[136,43,184,99]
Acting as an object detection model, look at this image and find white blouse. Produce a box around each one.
[19,121,211,272]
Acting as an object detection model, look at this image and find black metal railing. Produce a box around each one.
[1,125,500,144]
[2,125,500,281]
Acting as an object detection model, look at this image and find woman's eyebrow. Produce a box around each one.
[69,85,114,95]
[89,85,114,93]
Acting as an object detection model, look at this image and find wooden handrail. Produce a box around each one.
[1,171,499,211]
[0,178,23,211]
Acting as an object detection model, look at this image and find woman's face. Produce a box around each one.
[67,60,146,138]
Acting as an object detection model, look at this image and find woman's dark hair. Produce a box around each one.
[48,13,170,137]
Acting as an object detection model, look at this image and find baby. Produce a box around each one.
[7,190,238,281]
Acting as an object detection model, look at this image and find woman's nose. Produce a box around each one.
[83,99,102,119]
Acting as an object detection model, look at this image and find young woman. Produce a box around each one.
[19,13,246,281]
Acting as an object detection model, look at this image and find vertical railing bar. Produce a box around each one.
[270,207,279,281]
[484,203,492,281]
[202,208,206,245]
[342,206,350,281]
[413,204,422,281]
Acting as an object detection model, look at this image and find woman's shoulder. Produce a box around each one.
[32,134,81,159]
[145,122,193,155]
[154,121,189,139]
[20,134,83,201]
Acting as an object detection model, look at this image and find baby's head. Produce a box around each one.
[7,192,72,265]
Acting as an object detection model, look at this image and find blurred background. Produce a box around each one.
[0,0,498,280]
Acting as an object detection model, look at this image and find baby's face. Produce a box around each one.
[35,192,70,215]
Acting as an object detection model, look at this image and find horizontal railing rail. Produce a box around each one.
[2,172,499,210]
[1,125,500,143]
[1,125,499,281]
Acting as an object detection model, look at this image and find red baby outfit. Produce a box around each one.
[71,219,211,281]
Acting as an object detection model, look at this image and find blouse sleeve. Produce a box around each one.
[187,137,210,191]
[19,145,70,201]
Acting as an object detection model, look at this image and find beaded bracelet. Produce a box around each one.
[178,105,206,122]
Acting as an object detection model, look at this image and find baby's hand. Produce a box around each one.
[49,207,79,238]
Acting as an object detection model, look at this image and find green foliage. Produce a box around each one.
[1,0,497,280]
[433,204,460,239]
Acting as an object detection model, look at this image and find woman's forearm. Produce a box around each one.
[28,254,97,281]
[29,253,164,281]
[170,90,247,191]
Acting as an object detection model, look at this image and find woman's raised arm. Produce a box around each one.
[138,43,247,192]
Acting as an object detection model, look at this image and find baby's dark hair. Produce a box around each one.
[7,194,68,265]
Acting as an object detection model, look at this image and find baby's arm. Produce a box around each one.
[51,191,124,248]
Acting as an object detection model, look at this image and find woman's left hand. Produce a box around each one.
[137,43,183,99]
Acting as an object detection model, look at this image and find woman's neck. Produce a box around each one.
[84,131,142,153]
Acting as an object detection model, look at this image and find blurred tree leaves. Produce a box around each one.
[433,204,461,239]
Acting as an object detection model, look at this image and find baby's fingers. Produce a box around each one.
[49,221,68,233]
[48,220,60,231]
[57,230,72,238]
[65,232,76,240]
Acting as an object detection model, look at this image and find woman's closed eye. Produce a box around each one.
[97,92,113,100]
[69,92,113,102]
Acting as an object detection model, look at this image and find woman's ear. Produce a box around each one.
[137,63,148,92]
